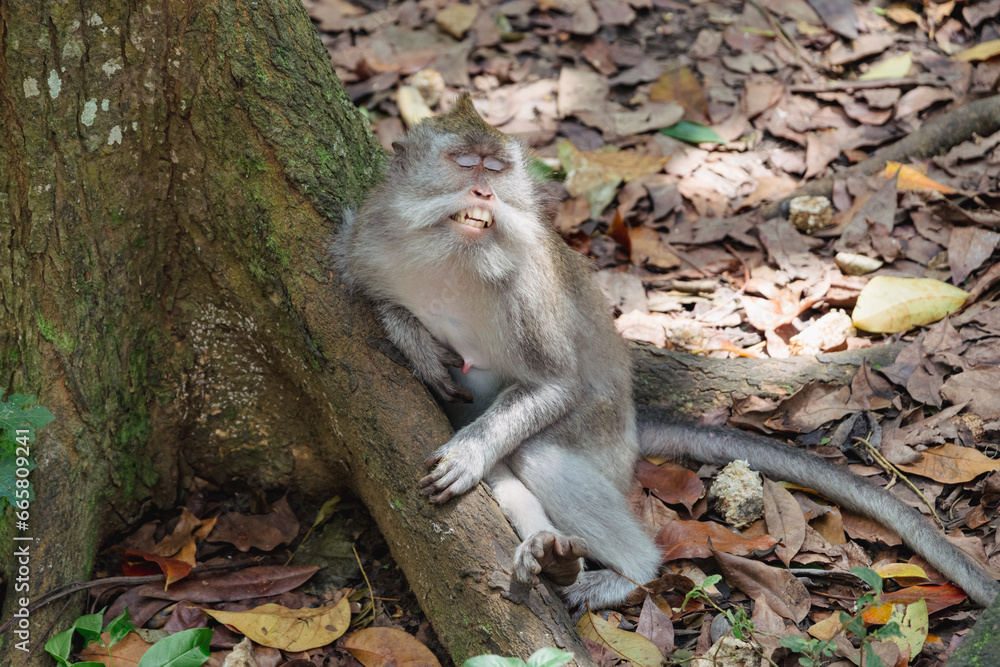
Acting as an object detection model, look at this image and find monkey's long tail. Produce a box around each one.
[636,405,1000,608]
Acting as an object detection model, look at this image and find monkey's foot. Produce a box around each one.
[513,531,589,587]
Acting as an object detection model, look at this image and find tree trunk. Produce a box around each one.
[0,2,907,665]
[0,0,586,663]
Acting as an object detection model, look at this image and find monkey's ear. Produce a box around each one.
[391,140,407,156]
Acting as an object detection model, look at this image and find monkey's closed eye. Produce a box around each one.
[454,154,480,168]
[483,156,506,172]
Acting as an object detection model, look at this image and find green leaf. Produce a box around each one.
[71,612,107,645]
[701,574,722,587]
[528,157,560,183]
[136,628,212,667]
[843,613,866,638]
[851,567,884,594]
[863,643,886,667]
[311,495,341,529]
[780,636,813,652]
[45,627,75,665]
[105,608,136,646]
[0,394,55,439]
[659,121,725,145]
[45,611,111,666]
[526,647,574,667]
[462,655,526,667]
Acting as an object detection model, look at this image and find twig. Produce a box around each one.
[857,438,943,527]
[352,543,377,605]
[0,561,244,635]
[790,76,946,93]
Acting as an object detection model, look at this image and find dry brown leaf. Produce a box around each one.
[345,627,441,667]
[712,549,811,622]
[636,459,704,511]
[897,442,1000,483]
[137,566,319,602]
[79,632,152,666]
[434,3,478,39]
[949,226,1000,285]
[629,226,681,270]
[636,595,674,656]
[940,368,1000,420]
[886,3,923,25]
[765,383,855,432]
[762,478,806,566]
[650,65,709,123]
[204,599,350,651]
[207,496,300,552]
[656,519,778,560]
[577,610,663,667]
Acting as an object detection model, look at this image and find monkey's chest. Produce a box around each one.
[396,275,498,373]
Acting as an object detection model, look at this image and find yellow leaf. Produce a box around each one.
[953,39,1000,62]
[887,599,928,658]
[344,627,442,667]
[897,443,1000,484]
[807,613,842,640]
[874,563,929,585]
[886,3,922,24]
[851,276,969,333]
[883,162,957,194]
[859,52,913,80]
[203,599,350,651]
[577,610,663,667]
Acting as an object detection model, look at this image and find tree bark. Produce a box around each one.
[0,1,906,665]
[0,0,586,663]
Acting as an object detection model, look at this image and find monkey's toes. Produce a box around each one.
[514,531,587,587]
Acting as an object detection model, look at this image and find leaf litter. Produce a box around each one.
[302,0,1000,663]
[78,483,448,666]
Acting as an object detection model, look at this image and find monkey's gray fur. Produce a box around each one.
[337,95,999,609]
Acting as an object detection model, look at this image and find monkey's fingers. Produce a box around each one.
[554,535,589,560]
[440,348,464,368]
[429,380,474,404]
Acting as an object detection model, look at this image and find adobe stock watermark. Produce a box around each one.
[1,394,55,654]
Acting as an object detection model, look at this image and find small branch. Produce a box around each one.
[790,76,946,93]
[761,94,1000,219]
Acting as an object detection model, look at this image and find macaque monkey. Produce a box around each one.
[338,94,999,609]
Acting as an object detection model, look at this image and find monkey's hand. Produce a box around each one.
[513,532,589,587]
[375,304,473,403]
[419,347,474,404]
[419,440,486,503]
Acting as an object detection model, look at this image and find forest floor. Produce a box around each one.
[62,0,1000,665]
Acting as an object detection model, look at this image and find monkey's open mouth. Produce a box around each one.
[451,208,493,229]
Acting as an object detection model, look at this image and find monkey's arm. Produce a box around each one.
[421,382,574,503]
[376,303,473,404]
[636,406,1000,608]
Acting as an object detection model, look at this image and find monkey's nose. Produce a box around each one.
[472,184,494,200]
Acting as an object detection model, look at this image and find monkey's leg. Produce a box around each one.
[375,304,472,403]
[487,463,588,587]
[509,443,663,609]
[637,407,1000,608]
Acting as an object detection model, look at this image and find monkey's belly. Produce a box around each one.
[442,366,504,428]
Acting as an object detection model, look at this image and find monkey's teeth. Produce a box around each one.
[453,208,493,229]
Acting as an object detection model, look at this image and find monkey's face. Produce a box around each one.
[391,130,537,241]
